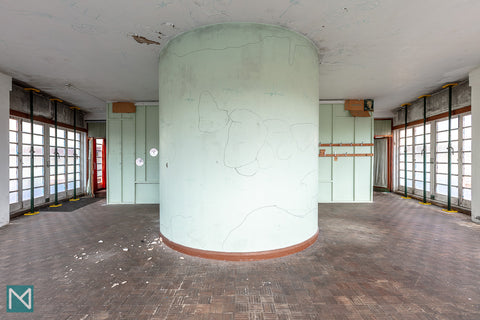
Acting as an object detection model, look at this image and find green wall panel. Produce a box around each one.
[107,118,123,203]
[136,183,159,204]
[107,103,160,204]
[318,104,373,203]
[122,119,136,203]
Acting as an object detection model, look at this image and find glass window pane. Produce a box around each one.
[34,187,44,198]
[464,189,472,201]
[436,184,448,195]
[22,121,31,133]
[437,131,448,142]
[436,142,448,152]
[9,131,17,143]
[58,166,65,174]
[23,178,30,189]
[34,146,44,155]
[58,174,66,184]
[68,131,74,140]
[22,133,31,144]
[463,176,472,189]
[34,166,43,177]
[59,184,66,192]
[68,140,74,148]
[464,164,472,176]
[34,156,44,166]
[22,167,30,178]
[436,153,448,163]
[68,165,74,173]
[49,127,55,136]
[9,192,18,204]
[34,177,44,188]
[407,128,413,137]
[9,119,18,131]
[463,140,472,152]
[23,189,31,201]
[57,139,65,147]
[67,174,74,182]
[437,174,448,184]
[463,152,472,164]
[451,175,458,187]
[451,117,458,129]
[9,155,18,167]
[33,124,43,135]
[407,179,413,187]
[452,187,458,198]
[58,129,65,138]
[415,126,424,135]
[463,127,472,139]
[58,148,65,156]
[463,114,472,127]
[437,120,448,131]
[33,134,43,145]
[9,180,18,191]
[437,164,448,174]
[9,143,18,155]
[9,168,18,179]
[76,133,80,141]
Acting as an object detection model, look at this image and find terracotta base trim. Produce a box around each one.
[160,230,319,261]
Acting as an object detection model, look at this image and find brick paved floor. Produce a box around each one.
[0,192,480,319]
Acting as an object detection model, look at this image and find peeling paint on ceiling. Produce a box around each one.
[132,35,161,45]
[0,0,479,119]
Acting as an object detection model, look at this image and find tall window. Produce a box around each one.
[413,124,431,196]
[8,116,85,213]
[395,113,471,209]
[9,119,19,210]
[461,114,472,207]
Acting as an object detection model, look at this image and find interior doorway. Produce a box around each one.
[86,121,107,198]
[373,136,392,192]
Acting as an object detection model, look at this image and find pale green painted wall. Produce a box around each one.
[88,122,106,138]
[374,119,392,136]
[318,104,374,202]
[106,104,159,204]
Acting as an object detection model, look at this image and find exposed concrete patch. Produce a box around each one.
[132,35,160,45]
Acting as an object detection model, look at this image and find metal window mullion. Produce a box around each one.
[431,119,437,201]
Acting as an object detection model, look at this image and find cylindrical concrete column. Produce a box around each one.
[158,23,319,259]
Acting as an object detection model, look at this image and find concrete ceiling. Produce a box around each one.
[1,0,480,119]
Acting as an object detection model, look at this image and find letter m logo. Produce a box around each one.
[6,285,34,312]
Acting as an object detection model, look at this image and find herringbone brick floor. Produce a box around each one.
[0,192,479,319]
